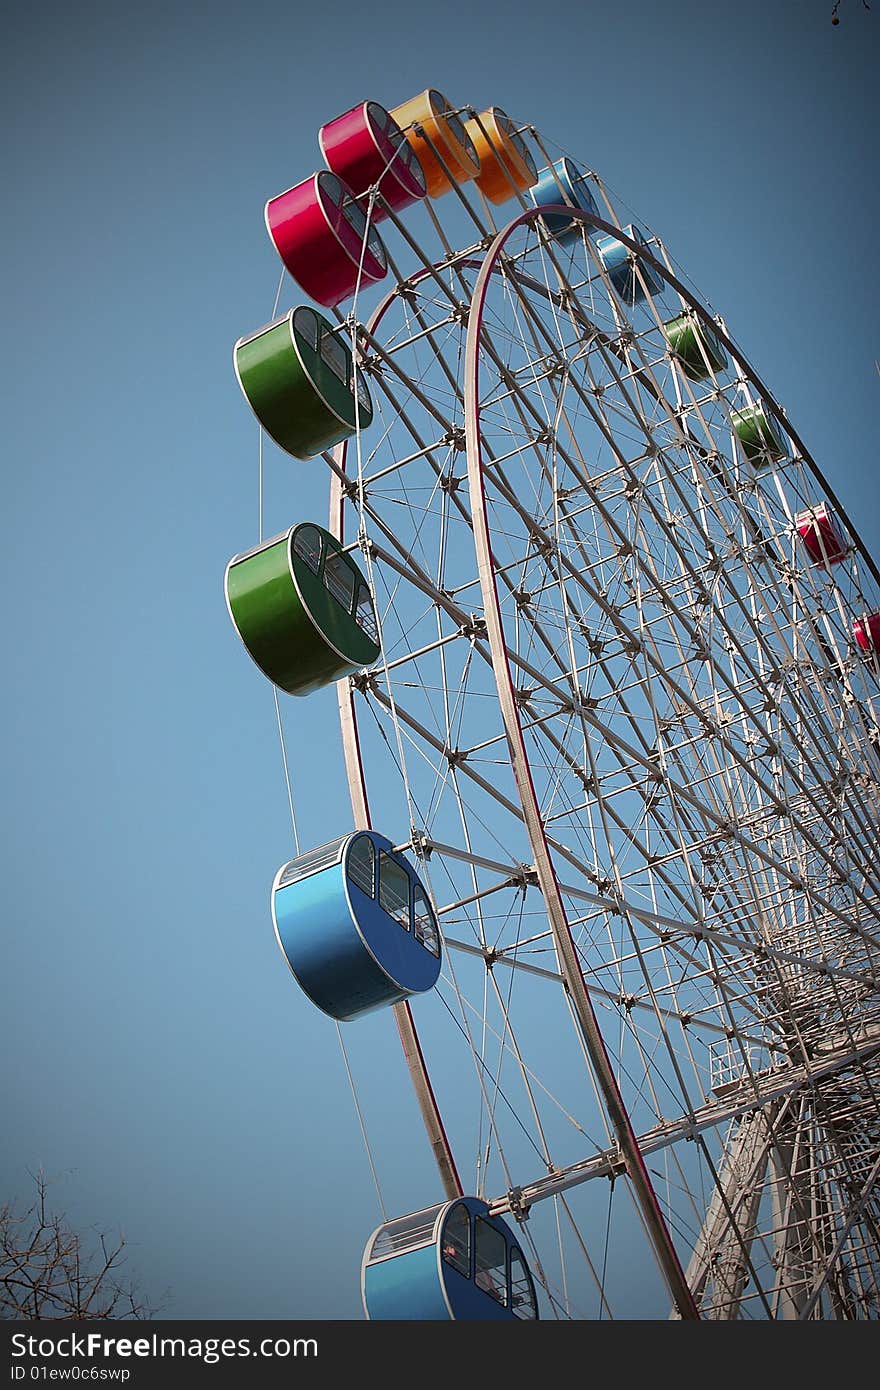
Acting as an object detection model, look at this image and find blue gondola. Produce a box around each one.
[596,222,663,304]
[362,1197,539,1320]
[529,156,598,243]
[271,830,441,1021]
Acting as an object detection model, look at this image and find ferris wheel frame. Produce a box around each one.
[313,182,880,1319]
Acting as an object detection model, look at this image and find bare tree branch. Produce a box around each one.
[832,0,872,23]
[1,1172,162,1320]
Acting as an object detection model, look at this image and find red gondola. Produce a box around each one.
[319,101,427,221]
[265,171,388,308]
[796,504,848,568]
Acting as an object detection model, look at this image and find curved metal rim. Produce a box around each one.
[462,206,700,1320]
[329,275,465,1201]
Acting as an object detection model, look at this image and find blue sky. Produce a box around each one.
[2,0,878,1321]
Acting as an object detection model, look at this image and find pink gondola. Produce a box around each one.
[265,171,388,308]
[796,504,848,568]
[319,101,426,221]
[854,611,880,655]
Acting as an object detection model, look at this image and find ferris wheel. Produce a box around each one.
[225,90,880,1320]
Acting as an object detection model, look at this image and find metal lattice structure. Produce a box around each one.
[253,102,880,1319]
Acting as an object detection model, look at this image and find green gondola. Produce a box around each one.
[663,312,728,382]
[730,403,787,468]
[225,522,381,697]
[233,305,373,460]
